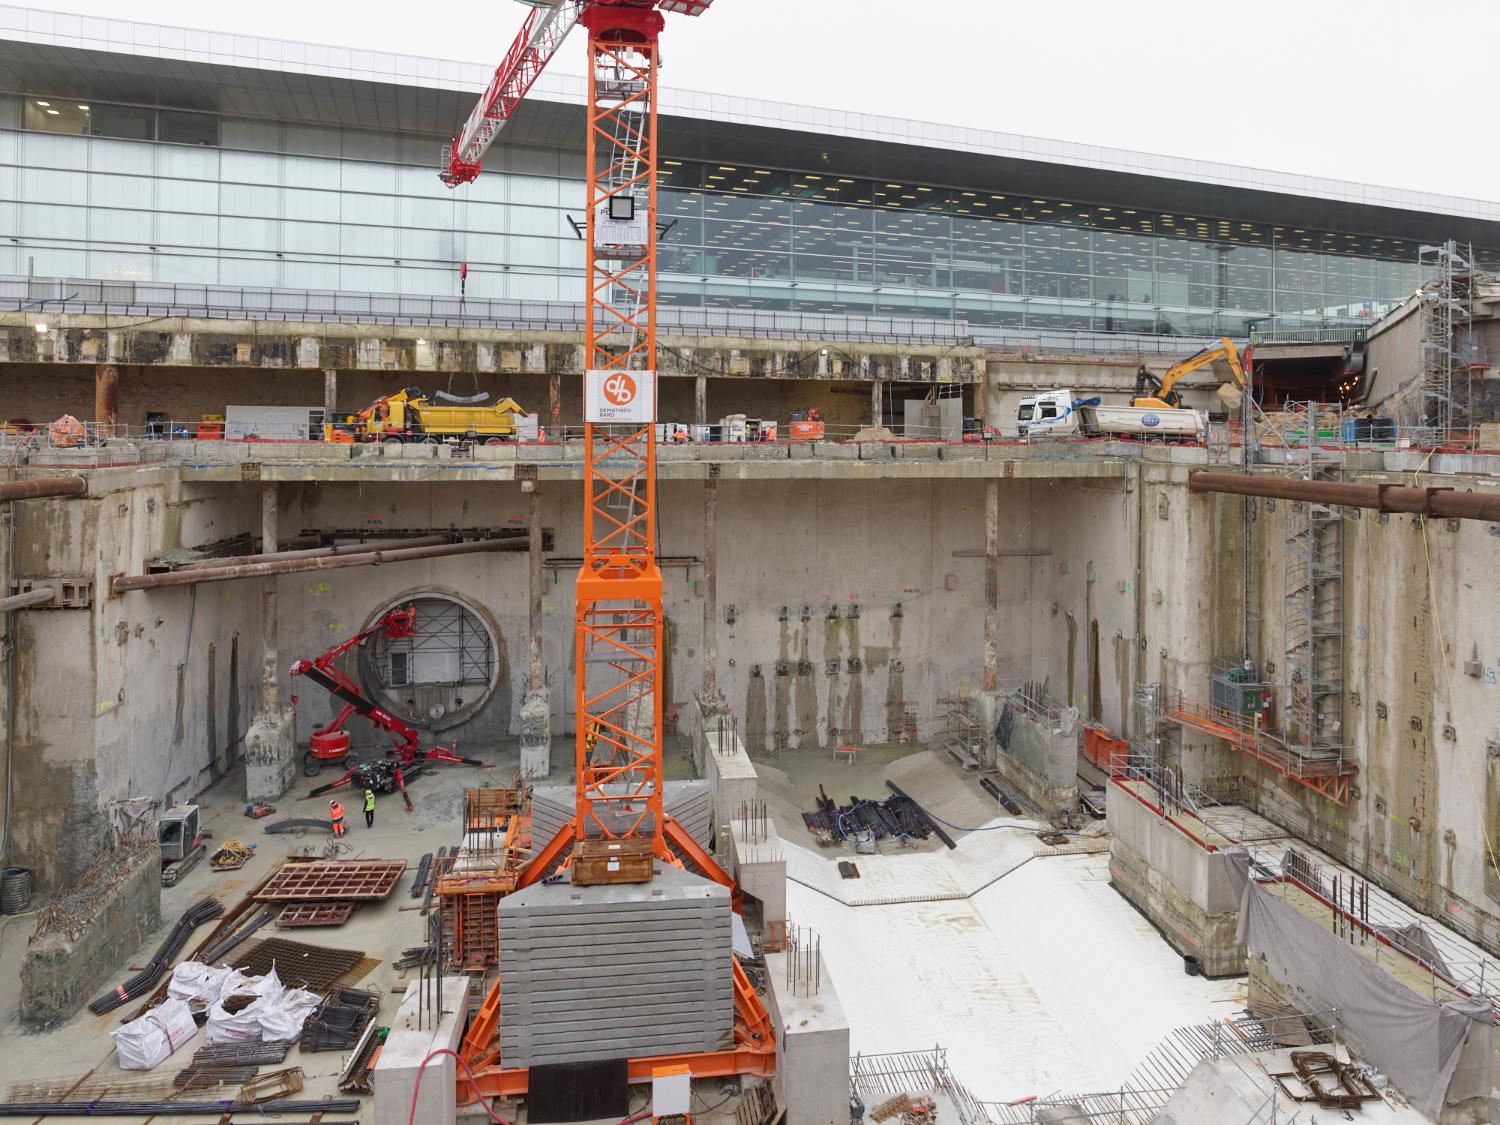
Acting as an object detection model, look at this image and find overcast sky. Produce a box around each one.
[30,0,1500,202]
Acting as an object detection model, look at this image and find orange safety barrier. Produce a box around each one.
[1081,726,1129,774]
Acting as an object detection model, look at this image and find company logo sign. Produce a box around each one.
[602,371,637,406]
[1142,413,1161,427]
[586,369,656,424]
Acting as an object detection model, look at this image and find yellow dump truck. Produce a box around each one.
[337,388,530,444]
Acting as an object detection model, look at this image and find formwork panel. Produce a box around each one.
[254,861,407,902]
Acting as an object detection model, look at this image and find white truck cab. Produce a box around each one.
[1017,390,1086,439]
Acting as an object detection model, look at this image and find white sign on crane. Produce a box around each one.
[585,369,657,424]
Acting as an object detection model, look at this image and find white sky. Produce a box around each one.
[25,0,1500,202]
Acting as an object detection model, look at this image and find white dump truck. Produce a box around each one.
[1017,390,1206,441]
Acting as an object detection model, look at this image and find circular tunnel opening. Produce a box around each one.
[357,591,501,732]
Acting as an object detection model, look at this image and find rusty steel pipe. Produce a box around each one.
[174,534,455,571]
[1188,471,1500,523]
[0,477,87,502]
[113,536,528,594]
[0,587,55,613]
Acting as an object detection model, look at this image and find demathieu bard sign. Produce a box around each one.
[585,369,657,425]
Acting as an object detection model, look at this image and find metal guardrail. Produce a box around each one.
[5,275,1373,354]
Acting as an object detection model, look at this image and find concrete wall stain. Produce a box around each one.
[744,672,768,754]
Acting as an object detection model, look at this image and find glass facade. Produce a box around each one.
[1,91,1490,336]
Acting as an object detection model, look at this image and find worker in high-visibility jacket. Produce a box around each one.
[329,798,346,837]
[363,788,376,828]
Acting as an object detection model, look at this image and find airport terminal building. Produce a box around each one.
[1,5,1499,341]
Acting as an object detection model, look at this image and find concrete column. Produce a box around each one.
[528,485,543,690]
[701,476,720,704]
[520,478,551,780]
[694,373,708,428]
[372,977,470,1125]
[246,480,295,801]
[870,378,883,428]
[983,478,999,693]
[322,369,337,429]
[94,364,119,436]
[549,372,561,437]
[260,482,279,713]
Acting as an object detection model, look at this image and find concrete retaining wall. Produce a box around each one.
[1106,781,1248,977]
[995,707,1078,818]
[20,843,162,1027]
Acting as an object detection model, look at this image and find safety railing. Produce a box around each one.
[1248,844,1500,1007]
[8,275,1374,355]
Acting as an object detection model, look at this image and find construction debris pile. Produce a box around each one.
[802,786,937,846]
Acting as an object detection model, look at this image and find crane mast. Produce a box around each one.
[441,0,718,865]
[574,2,667,851]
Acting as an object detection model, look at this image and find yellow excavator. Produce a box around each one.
[1133,337,1247,412]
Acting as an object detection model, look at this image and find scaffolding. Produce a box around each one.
[1280,402,1345,776]
[936,693,986,770]
[1417,240,1477,446]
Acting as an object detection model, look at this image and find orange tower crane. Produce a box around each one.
[443,0,721,879]
[439,0,772,1100]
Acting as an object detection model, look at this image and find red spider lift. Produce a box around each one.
[290,605,484,807]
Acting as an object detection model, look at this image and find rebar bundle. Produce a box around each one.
[198,907,275,965]
[300,987,380,1051]
[801,787,932,844]
[88,897,224,1015]
[190,1040,292,1067]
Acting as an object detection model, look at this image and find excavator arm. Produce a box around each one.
[1133,337,1247,409]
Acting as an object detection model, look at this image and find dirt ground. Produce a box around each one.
[0,735,741,1125]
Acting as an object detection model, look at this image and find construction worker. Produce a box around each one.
[329,798,346,837]
[363,787,376,829]
[584,722,599,762]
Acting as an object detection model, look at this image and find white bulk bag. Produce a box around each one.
[167,961,233,1006]
[255,987,321,1042]
[205,966,284,1045]
[111,999,198,1070]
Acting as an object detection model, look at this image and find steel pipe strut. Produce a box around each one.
[0,476,86,501]
[0,588,55,613]
[174,534,456,571]
[113,537,528,594]
[1188,471,1500,523]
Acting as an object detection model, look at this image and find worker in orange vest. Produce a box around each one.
[329,798,346,837]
